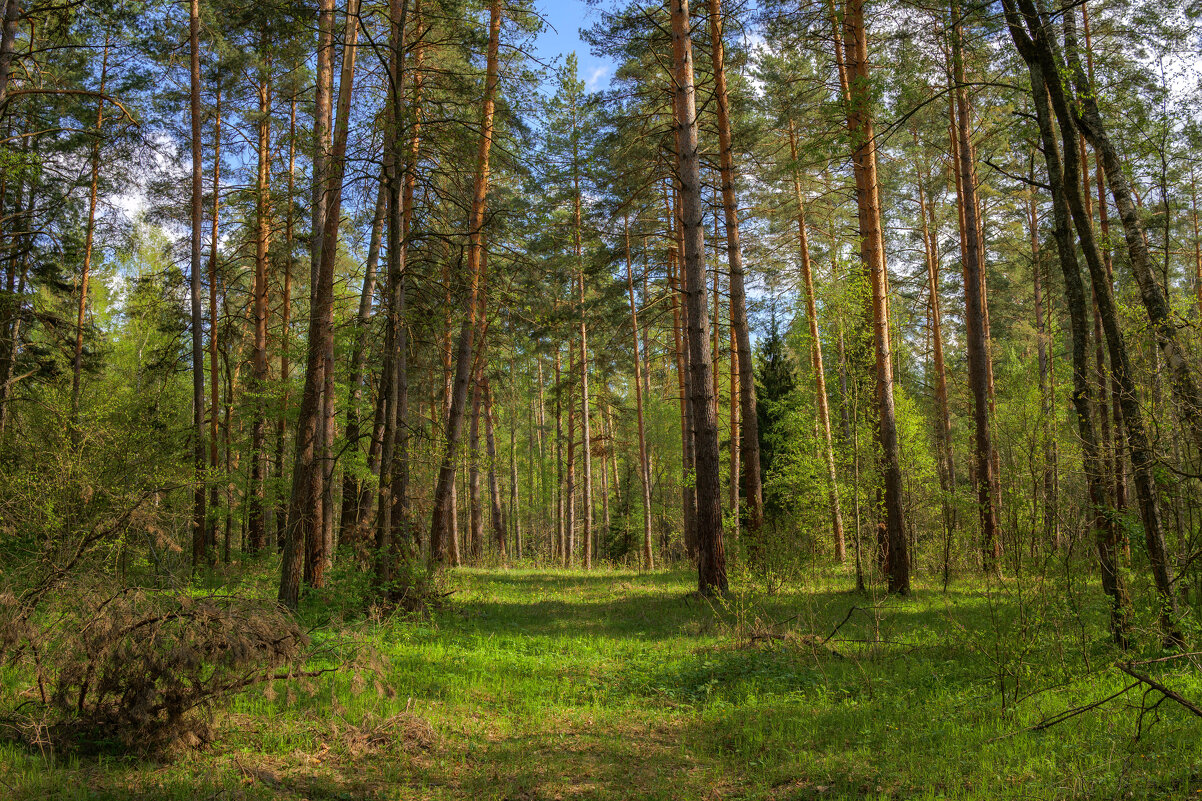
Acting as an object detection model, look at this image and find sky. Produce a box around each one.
[531,1,616,91]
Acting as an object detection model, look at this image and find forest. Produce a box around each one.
[0,0,1201,795]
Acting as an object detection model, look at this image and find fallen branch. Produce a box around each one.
[988,681,1141,741]
[823,606,858,645]
[1030,682,1141,731]
[1117,663,1202,718]
[1126,652,1202,668]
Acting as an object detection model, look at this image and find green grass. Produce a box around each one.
[3,564,1201,799]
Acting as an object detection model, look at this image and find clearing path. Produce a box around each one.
[7,568,1200,799]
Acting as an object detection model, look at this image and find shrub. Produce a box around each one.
[0,585,308,755]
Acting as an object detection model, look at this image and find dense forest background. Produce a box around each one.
[2,0,1202,794]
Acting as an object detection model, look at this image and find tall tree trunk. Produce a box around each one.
[1081,2,1129,528]
[1007,0,1178,643]
[670,0,726,595]
[950,2,1000,571]
[1192,168,1202,318]
[841,0,908,593]
[1028,188,1059,550]
[667,183,697,560]
[707,0,762,536]
[280,0,360,606]
[625,214,654,569]
[483,376,506,558]
[509,386,521,558]
[1063,13,1202,457]
[1004,17,1127,640]
[565,344,577,566]
[340,176,386,543]
[188,0,208,568]
[208,86,223,554]
[428,0,502,565]
[375,0,412,588]
[248,45,272,555]
[789,119,844,562]
[574,161,593,570]
[0,0,19,114]
[554,348,565,560]
[469,357,484,561]
[917,152,955,542]
[305,0,336,565]
[276,94,297,549]
[1080,138,1117,561]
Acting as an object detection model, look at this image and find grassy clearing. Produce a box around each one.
[3,564,1200,799]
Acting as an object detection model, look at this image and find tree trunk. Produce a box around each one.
[625,214,654,569]
[483,376,506,559]
[841,0,908,593]
[554,348,565,560]
[248,44,272,555]
[917,151,955,546]
[1028,188,1059,550]
[950,3,999,571]
[469,359,484,561]
[1007,0,1177,643]
[340,177,386,544]
[789,119,844,562]
[375,0,413,588]
[1005,24,1127,640]
[280,0,360,606]
[275,94,297,550]
[207,86,223,555]
[667,183,697,560]
[707,0,762,536]
[565,344,577,566]
[1065,17,1202,457]
[188,0,208,568]
[0,0,21,114]
[428,0,502,565]
[574,158,593,570]
[670,0,726,595]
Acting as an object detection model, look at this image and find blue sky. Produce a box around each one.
[531,1,615,91]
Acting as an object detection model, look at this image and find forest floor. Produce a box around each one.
[3,564,1201,800]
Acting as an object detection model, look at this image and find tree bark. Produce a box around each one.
[1006,0,1178,643]
[949,2,1000,571]
[280,0,360,606]
[565,344,577,566]
[1004,21,1127,640]
[670,0,726,595]
[789,119,844,562]
[917,150,955,542]
[483,376,506,559]
[275,94,297,550]
[248,42,272,554]
[340,176,386,544]
[207,86,223,555]
[1028,188,1058,550]
[707,0,762,537]
[667,183,697,560]
[625,214,654,569]
[428,0,502,565]
[0,0,20,116]
[841,0,908,593]
[574,151,593,569]
[1065,17,1202,457]
[188,0,208,568]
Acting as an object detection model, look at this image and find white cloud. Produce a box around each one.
[585,64,611,91]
